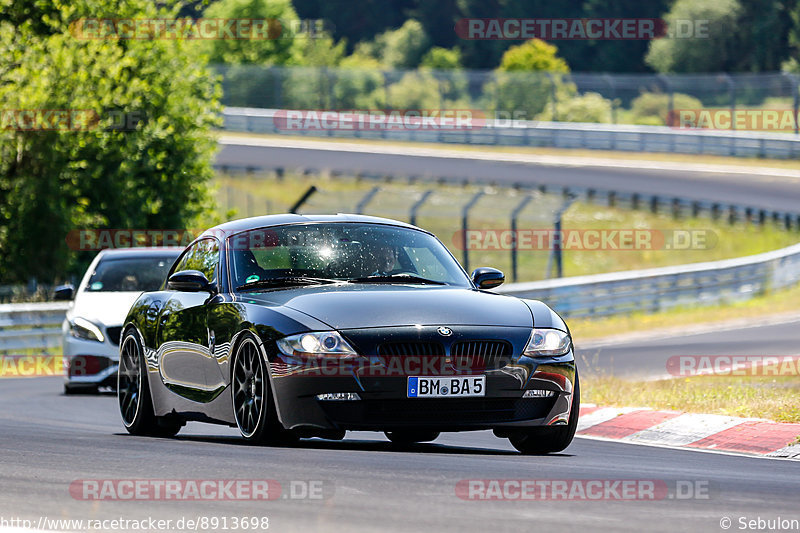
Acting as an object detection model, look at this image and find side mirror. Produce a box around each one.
[53,284,75,301]
[471,267,505,289]
[168,270,214,293]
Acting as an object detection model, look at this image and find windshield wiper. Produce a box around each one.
[236,276,342,291]
[352,273,446,285]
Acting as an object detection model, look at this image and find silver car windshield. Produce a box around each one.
[85,256,177,292]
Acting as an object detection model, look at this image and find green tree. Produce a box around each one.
[497,39,570,73]
[372,19,432,69]
[202,0,298,65]
[0,0,221,283]
[420,47,462,69]
[646,0,741,72]
[490,39,572,119]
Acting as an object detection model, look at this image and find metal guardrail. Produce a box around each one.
[496,242,800,318]
[223,107,800,159]
[0,302,69,351]
[3,241,800,345]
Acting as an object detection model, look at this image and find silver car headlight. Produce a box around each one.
[70,317,105,343]
[523,328,571,357]
[276,331,357,358]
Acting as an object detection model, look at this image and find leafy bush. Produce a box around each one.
[539,92,614,123]
[385,71,442,109]
[629,92,704,124]
[421,47,461,70]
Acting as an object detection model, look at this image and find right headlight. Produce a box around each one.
[276,331,357,359]
[69,317,105,343]
[523,328,571,357]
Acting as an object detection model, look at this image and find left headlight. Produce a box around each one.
[523,328,571,357]
[276,331,357,358]
[69,317,105,343]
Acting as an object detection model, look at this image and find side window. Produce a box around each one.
[172,239,219,282]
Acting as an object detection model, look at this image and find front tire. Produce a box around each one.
[232,334,293,445]
[117,329,182,438]
[509,373,580,455]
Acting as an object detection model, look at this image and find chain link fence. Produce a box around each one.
[215,66,800,132]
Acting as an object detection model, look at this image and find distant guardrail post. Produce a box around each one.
[546,195,576,279]
[783,72,800,135]
[355,186,381,214]
[545,73,558,122]
[289,185,317,214]
[409,190,434,226]
[461,191,485,273]
[510,194,534,282]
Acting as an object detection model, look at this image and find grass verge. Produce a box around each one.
[569,283,800,341]
[582,374,800,424]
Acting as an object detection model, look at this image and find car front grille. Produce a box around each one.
[450,340,512,358]
[377,341,445,357]
[451,340,514,370]
[374,339,513,371]
[105,326,122,346]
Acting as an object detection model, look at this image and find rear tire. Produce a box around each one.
[232,333,295,446]
[117,329,182,438]
[385,430,440,445]
[509,373,580,455]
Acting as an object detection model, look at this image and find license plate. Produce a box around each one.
[407,376,485,398]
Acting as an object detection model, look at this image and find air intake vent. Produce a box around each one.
[105,326,122,346]
[377,342,445,357]
[450,340,512,358]
[450,340,513,369]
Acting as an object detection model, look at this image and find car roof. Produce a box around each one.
[95,247,184,259]
[200,214,425,239]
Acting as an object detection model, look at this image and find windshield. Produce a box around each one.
[228,223,470,289]
[84,255,178,292]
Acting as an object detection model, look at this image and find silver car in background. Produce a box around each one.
[60,248,182,394]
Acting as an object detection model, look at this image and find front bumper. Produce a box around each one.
[62,320,121,387]
[267,352,576,432]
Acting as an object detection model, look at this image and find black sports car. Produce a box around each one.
[118,214,579,454]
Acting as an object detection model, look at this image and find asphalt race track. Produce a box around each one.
[2,142,798,532]
[576,317,800,379]
[1,377,797,533]
[217,138,800,213]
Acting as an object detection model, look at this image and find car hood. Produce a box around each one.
[69,291,143,326]
[243,285,533,330]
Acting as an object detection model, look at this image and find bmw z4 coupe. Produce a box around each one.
[118,214,579,454]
